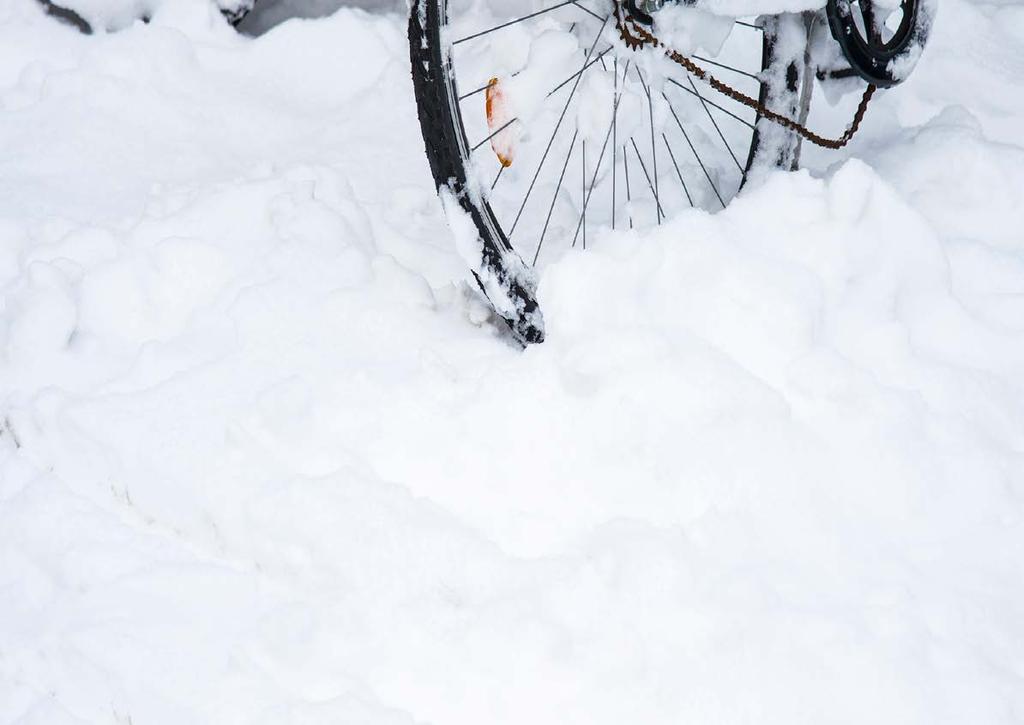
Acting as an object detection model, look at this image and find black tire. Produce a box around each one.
[409,0,809,343]
[409,0,545,344]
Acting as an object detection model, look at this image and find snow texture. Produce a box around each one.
[2,0,1024,723]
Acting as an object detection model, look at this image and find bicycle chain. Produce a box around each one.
[613,0,876,150]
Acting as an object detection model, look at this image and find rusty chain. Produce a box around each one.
[613,0,876,150]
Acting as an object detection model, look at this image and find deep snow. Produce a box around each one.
[2,0,1024,723]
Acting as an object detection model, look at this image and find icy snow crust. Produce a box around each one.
[2,0,1024,722]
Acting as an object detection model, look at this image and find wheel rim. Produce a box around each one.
[438,0,768,268]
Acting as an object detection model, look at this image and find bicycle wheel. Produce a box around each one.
[410,0,812,343]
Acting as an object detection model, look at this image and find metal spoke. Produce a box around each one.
[623,143,633,229]
[533,129,579,265]
[571,1,606,22]
[546,47,613,98]
[629,137,665,219]
[634,66,661,224]
[581,139,587,249]
[459,79,497,103]
[471,116,518,153]
[662,132,693,207]
[666,77,755,129]
[692,54,759,80]
[572,60,630,246]
[453,0,575,45]
[680,127,725,209]
[509,18,609,237]
[470,46,610,157]
[687,77,743,172]
[612,56,618,230]
[462,45,610,108]
[450,1,763,252]
[662,92,726,209]
[491,164,505,190]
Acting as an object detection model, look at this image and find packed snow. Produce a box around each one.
[2,0,1024,722]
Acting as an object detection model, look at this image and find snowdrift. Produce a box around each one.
[1,0,1023,722]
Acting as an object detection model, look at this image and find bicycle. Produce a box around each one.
[408,0,935,343]
[37,0,934,347]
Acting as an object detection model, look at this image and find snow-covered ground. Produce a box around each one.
[2,0,1024,722]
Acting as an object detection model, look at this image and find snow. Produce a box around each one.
[653,4,735,57]
[2,0,1024,723]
